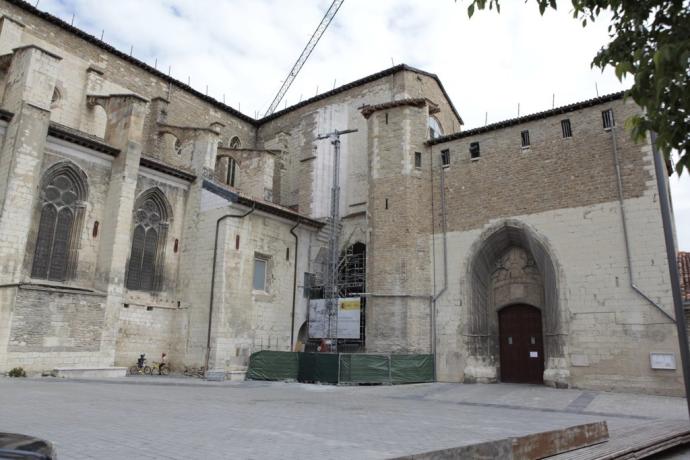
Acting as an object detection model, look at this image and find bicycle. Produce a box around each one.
[183,366,205,378]
[150,361,170,376]
[128,355,152,376]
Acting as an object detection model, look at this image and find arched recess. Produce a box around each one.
[31,161,89,281]
[157,132,184,162]
[464,219,568,387]
[125,187,173,292]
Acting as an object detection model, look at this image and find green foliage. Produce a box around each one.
[8,367,26,377]
[464,0,690,175]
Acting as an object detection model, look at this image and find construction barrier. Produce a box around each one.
[246,350,434,385]
[245,350,299,381]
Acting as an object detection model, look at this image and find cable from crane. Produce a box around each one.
[263,0,345,117]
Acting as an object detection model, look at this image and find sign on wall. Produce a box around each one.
[650,352,676,370]
[308,297,361,339]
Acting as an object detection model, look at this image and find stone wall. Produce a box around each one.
[0,1,256,166]
[427,98,681,394]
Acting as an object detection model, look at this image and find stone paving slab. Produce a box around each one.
[0,378,687,459]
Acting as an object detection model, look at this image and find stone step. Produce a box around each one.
[52,367,127,379]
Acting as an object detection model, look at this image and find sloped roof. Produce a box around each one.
[428,91,625,145]
[5,0,463,127]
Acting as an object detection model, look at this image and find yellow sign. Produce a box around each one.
[339,298,361,311]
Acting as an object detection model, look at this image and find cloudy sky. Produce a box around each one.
[38,0,689,250]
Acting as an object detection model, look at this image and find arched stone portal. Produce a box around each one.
[463,220,569,387]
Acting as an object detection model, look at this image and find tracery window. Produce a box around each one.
[31,162,88,281]
[126,188,171,292]
[428,116,443,139]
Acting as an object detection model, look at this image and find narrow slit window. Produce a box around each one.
[469,142,480,160]
[561,119,572,138]
[253,258,267,291]
[521,130,530,148]
[602,109,614,130]
[414,151,422,169]
[227,158,238,187]
[441,149,450,167]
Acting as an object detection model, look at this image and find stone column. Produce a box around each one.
[361,100,435,354]
[0,45,62,283]
[0,16,24,56]
[89,94,148,362]
[0,45,61,368]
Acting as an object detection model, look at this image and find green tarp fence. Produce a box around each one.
[246,351,434,385]
[245,350,299,381]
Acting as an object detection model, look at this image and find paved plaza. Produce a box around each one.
[0,377,688,459]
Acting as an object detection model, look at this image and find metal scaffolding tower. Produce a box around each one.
[315,128,357,353]
[264,0,345,117]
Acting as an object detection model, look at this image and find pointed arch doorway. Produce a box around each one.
[499,304,544,384]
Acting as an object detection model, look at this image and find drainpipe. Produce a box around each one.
[205,204,255,373]
[650,133,690,420]
[431,161,449,381]
[609,124,675,322]
[289,219,301,350]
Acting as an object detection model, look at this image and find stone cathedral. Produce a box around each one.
[0,0,683,395]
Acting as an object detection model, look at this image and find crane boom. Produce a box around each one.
[263,0,344,117]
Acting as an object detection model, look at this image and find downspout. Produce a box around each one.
[205,204,256,373]
[289,219,301,350]
[431,159,449,381]
[609,124,675,322]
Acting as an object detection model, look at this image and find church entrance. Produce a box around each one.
[499,304,544,384]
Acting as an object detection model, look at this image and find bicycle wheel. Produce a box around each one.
[160,366,170,376]
[128,366,139,375]
[143,366,152,375]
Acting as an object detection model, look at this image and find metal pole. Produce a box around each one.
[651,136,690,420]
[330,136,340,352]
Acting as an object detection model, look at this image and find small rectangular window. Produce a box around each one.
[414,151,422,169]
[602,109,614,130]
[561,119,572,138]
[521,130,530,148]
[441,149,450,167]
[469,142,480,160]
[253,258,267,291]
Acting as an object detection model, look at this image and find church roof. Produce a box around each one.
[428,91,625,146]
[5,0,462,127]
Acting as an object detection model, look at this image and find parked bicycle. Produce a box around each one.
[150,361,170,376]
[128,354,152,376]
[183,366,205,378]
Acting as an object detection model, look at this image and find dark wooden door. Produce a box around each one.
[499,304,544,384]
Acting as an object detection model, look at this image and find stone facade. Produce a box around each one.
[0,0,683,395]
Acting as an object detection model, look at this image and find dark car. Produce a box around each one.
[0,433,56,459]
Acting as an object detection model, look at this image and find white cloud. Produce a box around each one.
[38,0,689,249]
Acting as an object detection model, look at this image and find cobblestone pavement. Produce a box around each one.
[0,377,687,459]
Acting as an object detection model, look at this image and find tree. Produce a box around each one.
[465,0,690,175]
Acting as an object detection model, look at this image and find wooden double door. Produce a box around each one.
[498,304,544,384]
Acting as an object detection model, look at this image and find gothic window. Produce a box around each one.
[229,136,241,149]
[428,116,443,139]
[31,162,88,281]
[126,189,171,292]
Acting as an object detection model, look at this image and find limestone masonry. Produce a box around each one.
[0,0,683,395]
